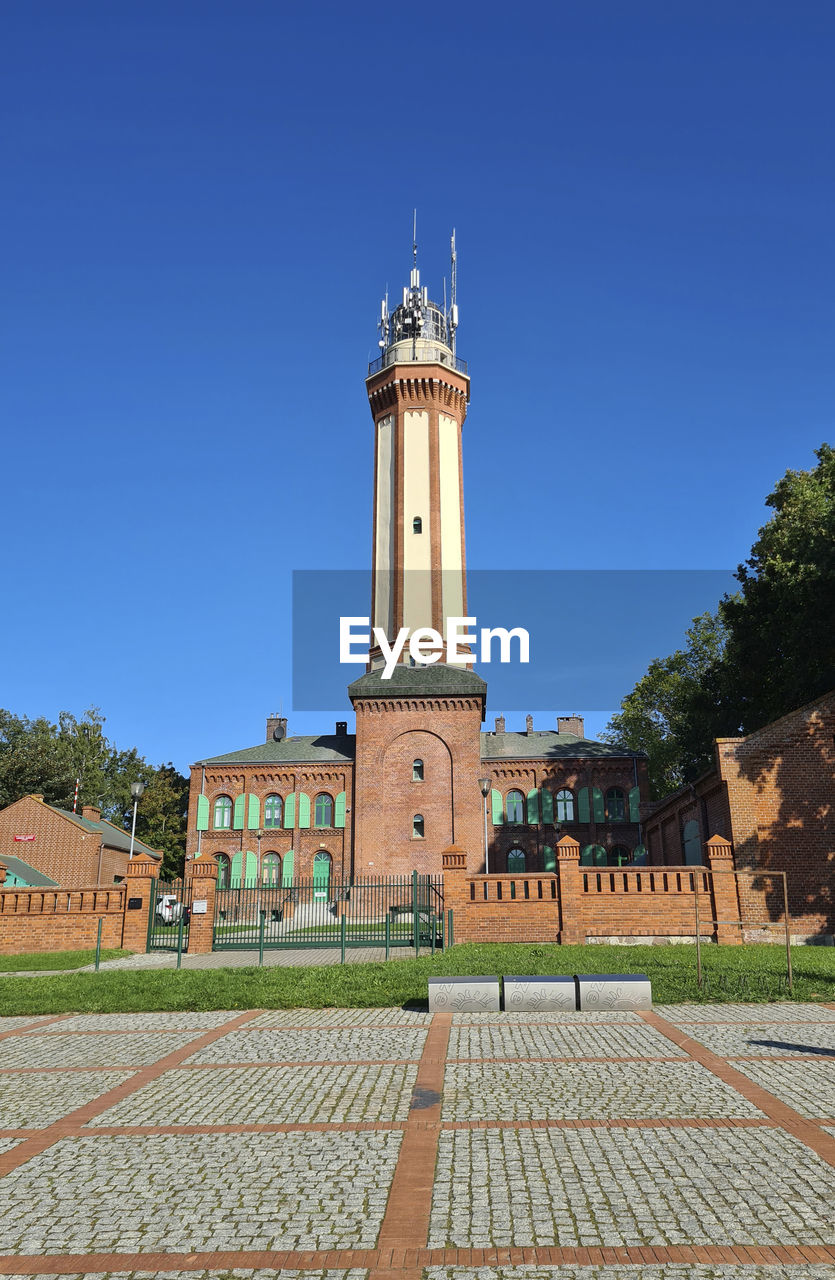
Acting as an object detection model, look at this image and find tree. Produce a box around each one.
[603,613,729,798]
[719,442,835,732]
[605,443,835,797]
[0,706,189,875]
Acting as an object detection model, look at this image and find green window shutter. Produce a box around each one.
[541,788,553,824]
[232,795,246,829]
[633,843,647,865]
[231,850,243,887]
[298,793,311,828]
[284,794,296,828]
[593,843,606,866]
[244,850,257,883]
[628,785,641,823]
[196,795,209,831]
[491,788,504,825]
[334,791,346,828]
[247,794,260,829]
[592,787,605,823]
[578,787,590,823]
[543,844,556,872]
[281,850,294,885]
[526,787,539,823]
[580,844,594,866]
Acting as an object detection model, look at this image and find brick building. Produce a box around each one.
[0,794,162,887]
[643,690,835,939]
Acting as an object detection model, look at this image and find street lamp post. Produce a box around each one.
[128,780,145,860]
[478,777,491,875]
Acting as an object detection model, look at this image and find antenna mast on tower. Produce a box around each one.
[449,228,458,356]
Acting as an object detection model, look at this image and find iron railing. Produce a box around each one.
[213,872,444,950]
[367,347,468,377]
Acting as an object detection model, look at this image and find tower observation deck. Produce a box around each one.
[367,232,467,377]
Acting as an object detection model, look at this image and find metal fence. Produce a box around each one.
[147,879,193,955]
[213,872,444,952]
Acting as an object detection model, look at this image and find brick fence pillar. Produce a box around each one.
[121,853,158,953]
[441,843,469,942]
[185,854,218,954]
[555,834,584,945]
[706,834,742,945]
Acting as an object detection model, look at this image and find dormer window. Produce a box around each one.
[413,517,422,533]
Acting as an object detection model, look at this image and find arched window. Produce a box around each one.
[216,852,231,888]
[413,516,423,533]
[608,844,631,867]
[555,789,574,822]
[413,813,425,838]
[213,796,232,829]
[314,793,334,828]
[262,852,281,885]
[507,848,526,872]
[605,787,626,822]
[682,820,702,865]
[413,758,424,781]
[264,794,283,828]
[506,789,525,824]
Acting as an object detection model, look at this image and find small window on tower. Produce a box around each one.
[413,517,422,533]
[413,814,425,838]
[413,758,424,782]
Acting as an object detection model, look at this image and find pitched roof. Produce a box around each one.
[52,808,162,860]
[196,734,356,766]
[348,664,487,703]
[0,854,58,886]
[480,731,647,761]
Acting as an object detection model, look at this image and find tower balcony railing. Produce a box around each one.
[367,345,468,378]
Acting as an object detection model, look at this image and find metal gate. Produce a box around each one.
[212,872,443,951]
[147,878,193,952]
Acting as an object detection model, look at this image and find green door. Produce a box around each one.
[312,851,332,901]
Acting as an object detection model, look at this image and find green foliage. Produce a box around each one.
[720,442,835,731]
[605,444,835,795]
[0,943,831,1015]
[0,706,188,873]
[603,612,729,798]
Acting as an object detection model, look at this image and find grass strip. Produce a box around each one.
[0,943,833,1015]
[0,949,130,973]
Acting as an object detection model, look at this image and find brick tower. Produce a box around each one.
[351,231,485,875]
[366,231,470,659]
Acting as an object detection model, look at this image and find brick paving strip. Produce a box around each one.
[0,1009,262,1179]
[642,1009,835,1167]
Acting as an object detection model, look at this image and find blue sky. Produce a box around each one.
[2,1,833,773]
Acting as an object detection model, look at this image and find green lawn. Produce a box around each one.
[0,943,833,1016]
[0,949,130,974]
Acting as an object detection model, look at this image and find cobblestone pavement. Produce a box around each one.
[0,1001,833,1280]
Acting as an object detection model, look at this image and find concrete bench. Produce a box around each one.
[428,975,500,1012]
[576,973,652,1011]
[503,975,576,1012]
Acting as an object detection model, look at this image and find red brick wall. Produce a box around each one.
[644,692,835,938]
[353,695,484,877]
[0,795,110,886]
[0,885,126,955]
[187,764,354,881]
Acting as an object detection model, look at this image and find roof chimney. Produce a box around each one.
[525,714,534,734]
[557,715,585,738]
[495,715,505,734]
[335,721,348,736]
[266,714,288,742]
[82,805,101,823]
